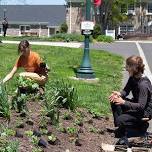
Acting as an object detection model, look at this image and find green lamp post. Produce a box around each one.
[76,0,95,79]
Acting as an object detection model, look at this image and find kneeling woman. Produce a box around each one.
[109,55,152,139]
[2,40,48,85]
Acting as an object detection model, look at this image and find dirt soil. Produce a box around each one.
[0,100,117,152]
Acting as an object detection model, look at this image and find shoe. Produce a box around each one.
[106,126,118,133]
[115,136,129,146]
[114,126,126,138]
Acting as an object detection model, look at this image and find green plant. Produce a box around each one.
[60,22,68,33]
[17,76,39,93]
[66,127,77,135]
[0,84,10,119]
[50,33,86,42]
[63,112,72,120]
[57,124,66,133]
[48,134,57,142]
[89,109,102,119]
[43,79,77,125]
[39,128,48,135]
[1,129,15,137]
[92,24,101,39]
[89,126,98,133]
[1,140,19,152]
[39,116,47,129]
[43,89,60,125]
[32,147,43,152]
[12,93,28,113]
[47,79,78,110]
[24,130,39,145]
[12,76,39,113]
[31,135,39,145]
[24,130,33,137]
[16,121,24,128]
[75,111,84,118]
[0,125,15,137]
[96,35,114,43]
[74,118,83,126]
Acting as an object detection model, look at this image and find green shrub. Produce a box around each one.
[11,76,39,113]
[43,89,60,125]
[60,22,68,33]
[66,127,77,135]
[0,84,10,119]
[1,34,94,42]
[96,35,114,43]
[50,33,85,42]
[17,76,39,92]
[50,79,78,110]
[43,79,78,125]
[12,94,28,113]
[92,24,101,39]
[0,139,19,152]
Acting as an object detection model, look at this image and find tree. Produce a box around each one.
[60,22,68,33]
[94,0,135,34]
[92,24,101,39]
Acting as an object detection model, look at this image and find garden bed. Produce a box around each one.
[0,44,123,151]
[0,99,116,152]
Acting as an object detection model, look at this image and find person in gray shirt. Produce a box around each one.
[109,55,152,138]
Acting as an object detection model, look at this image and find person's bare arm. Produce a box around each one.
[2,66,17,83]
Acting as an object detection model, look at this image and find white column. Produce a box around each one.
[118,26,120,35]
[39,23,41,37]
[48,27,49,37]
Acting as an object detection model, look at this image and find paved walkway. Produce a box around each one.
[1,40,82,48]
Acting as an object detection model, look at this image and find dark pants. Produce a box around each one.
[111,103,148,137]
[3,28,7,37]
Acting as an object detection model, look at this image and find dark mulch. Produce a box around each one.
[0,100,117,152]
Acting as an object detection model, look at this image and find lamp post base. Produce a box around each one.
[76,67,95,79]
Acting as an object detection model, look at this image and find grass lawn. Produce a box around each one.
[0,43,124,115]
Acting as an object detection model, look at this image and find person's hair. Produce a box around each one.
[18,40,30,54]
[126,55,145,76]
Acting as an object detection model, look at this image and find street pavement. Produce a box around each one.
[88,41,139,58]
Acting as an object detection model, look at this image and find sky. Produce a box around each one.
[1,0,66,5]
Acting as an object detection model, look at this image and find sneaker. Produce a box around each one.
[106,126,118,133]
[115,137,129,146]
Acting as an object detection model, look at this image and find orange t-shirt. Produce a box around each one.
[15,51,42,74]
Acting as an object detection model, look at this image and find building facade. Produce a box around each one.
[0,5,66,37]
[66,0,152,37]
[66,0,85,33]
[118,1,152,36]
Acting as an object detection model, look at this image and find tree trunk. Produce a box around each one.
[98,0,113,34]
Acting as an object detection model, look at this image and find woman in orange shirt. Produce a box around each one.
[2,40,48,85]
